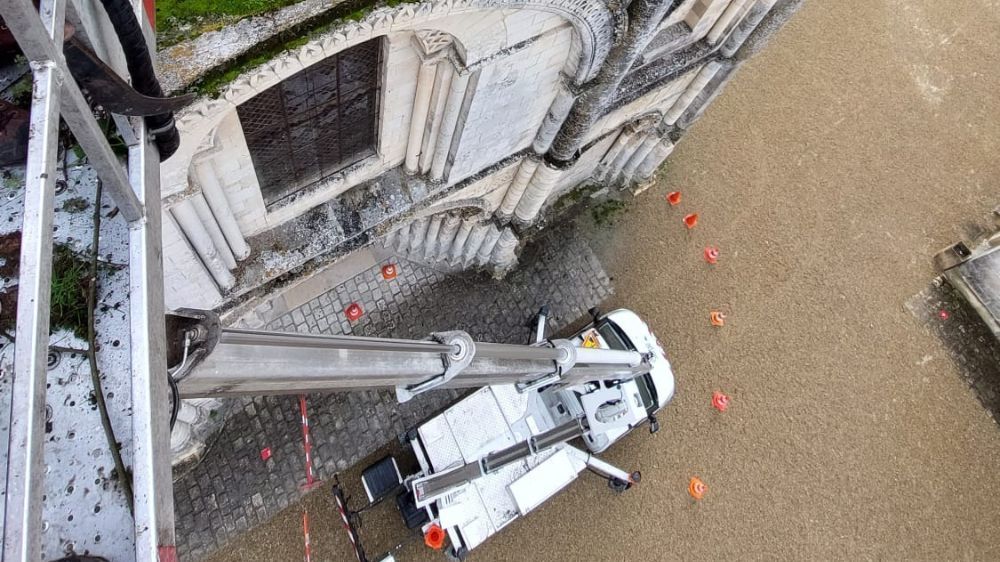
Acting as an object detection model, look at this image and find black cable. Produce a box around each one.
[96,0,181,159]
[168,372,180,431]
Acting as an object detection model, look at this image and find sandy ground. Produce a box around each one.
[207,0,1000,560]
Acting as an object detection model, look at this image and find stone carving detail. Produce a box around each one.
[625,112,664,134]
[414,29,454,54]
[385,210,518,271]
[166,0,615,197]
[597,111,675,188]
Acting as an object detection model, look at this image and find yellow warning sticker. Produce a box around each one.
[582,330,601,349]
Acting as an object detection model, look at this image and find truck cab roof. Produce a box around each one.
[603,308,675,410]
[568,308,675,452]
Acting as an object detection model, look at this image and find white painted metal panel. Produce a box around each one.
[508,448,580,515]
[443,387,515,463]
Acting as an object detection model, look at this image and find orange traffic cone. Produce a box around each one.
[710,310,726,327]
[345,303,364,322]
[689,477,707,500]
[381,263,398,280]
[704,246,719,264]
[711,391,730,412]
[424,523,446,550]
[683,213,699,229]
[667,191,682,206]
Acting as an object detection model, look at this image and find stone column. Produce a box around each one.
[419,62,454,175]
[449,219,475,264]
[435,214,461,261]
[636,139,676,180]
[597,129,636,181]
[393,222,411,254]
[665,62,722,124]
[513,162,561,225]
[532,84,576,154]
[423,214,443,260]
[622,134,662,181]
[409,217,430,255]
[498,158,540,221]
[404,61,438,174]
[708,0,754,44]
[193,159,250,260]
[171,199,236,290]
[430,70,471,181]
[721,0,782,58]
[190,192,236,270]
[605,131,647,183]
[490,228,519,271]
[462,223,488,266]
[161,213,223,309]
[688,0,735,43]
[475,225,502,265]
[547,0,676,163]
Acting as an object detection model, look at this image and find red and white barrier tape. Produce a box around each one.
[299,395,319,562]
[299,395,317,488]
[302,510,312,562]
[333,487,363,562]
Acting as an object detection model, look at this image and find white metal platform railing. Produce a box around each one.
[0,0,174,560]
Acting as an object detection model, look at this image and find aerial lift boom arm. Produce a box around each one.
[169,309,651,401]
[167,306,658,551]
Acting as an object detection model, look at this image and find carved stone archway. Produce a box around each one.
[162,0,615,197]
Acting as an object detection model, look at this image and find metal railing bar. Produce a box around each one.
[127,119,176,562]
[128,0,177,554]
[2,2,65,559]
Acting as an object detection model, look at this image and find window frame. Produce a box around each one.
[236,37,384,209]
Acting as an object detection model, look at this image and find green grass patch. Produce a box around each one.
[8,74,33,107]
[61,197,90,214]
[50,244,91,338]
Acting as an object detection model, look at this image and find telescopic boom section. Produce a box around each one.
[175,323,650,399]
[411,417,590,506]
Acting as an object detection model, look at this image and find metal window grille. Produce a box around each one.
[237,38,382,207]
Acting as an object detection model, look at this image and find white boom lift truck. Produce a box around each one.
[170,305,675,560]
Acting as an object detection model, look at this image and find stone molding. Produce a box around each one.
[163,0,614,199]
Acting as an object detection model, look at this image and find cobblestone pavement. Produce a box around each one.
[172,225,613,560]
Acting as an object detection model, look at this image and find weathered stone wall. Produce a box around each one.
[158,0,802,311]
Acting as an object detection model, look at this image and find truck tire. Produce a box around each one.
[608,471,641,494]
[608,477,629,494]
[399,427,419,446]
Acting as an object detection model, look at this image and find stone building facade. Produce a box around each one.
[157,0,801,312]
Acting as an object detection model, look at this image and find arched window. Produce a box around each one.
[237,38,382,206]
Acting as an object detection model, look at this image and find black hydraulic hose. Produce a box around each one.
[97,0,181,160]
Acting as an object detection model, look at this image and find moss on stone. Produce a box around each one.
[157,0,300,22]
[185,0,418,97]
[157,0,303,47]
[591,199,628,227]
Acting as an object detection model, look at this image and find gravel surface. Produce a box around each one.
[206,1,1000,560]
